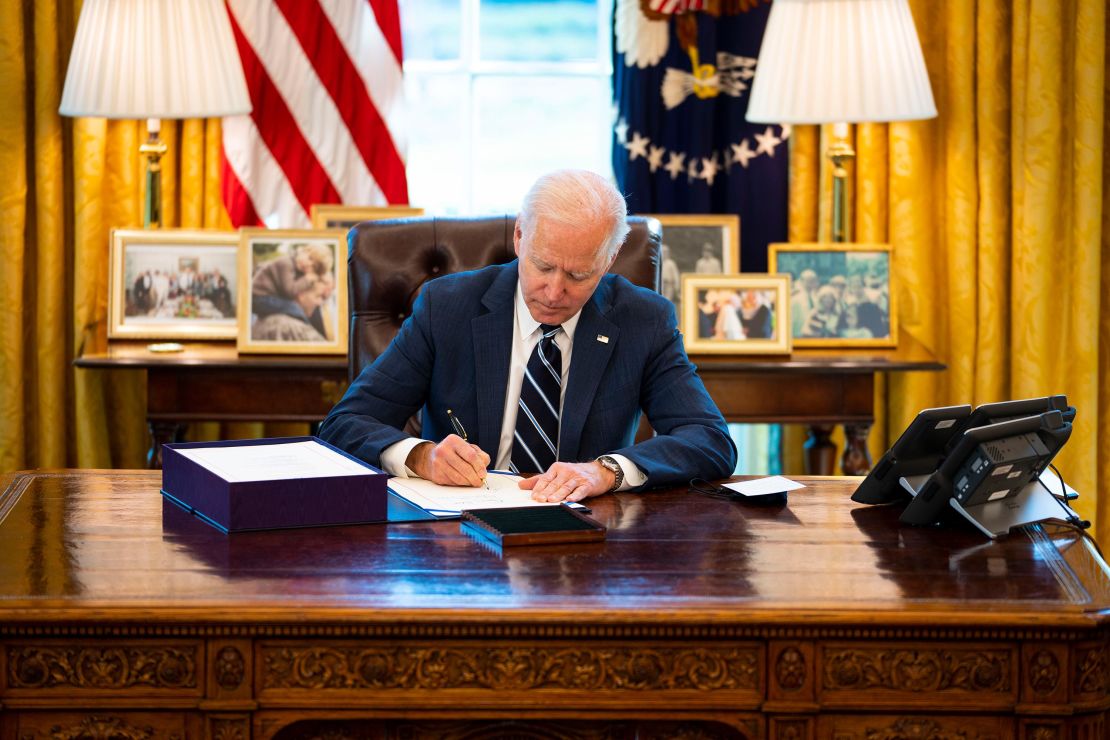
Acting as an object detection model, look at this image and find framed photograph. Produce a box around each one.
[769,242,896,347]
[237,229,348,355]
[310,204,425,230]
[680,274,792,355]
[108,228,240,340]
[645,214,741,320]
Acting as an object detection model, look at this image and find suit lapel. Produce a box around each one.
[473,264,518,459]
[560,278,617,461]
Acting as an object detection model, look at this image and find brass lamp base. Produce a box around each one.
[827,125,855,244]
[140,118,167,228]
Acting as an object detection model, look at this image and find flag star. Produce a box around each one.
[780,124,792,140]
[626,132,650,161]
[615,118,629,145]
[731,139,757,168]
[687,157,700,182]
[664,152,686,180]
[700,152,721,186]
[754,126,783,157]
[647,145,666,173]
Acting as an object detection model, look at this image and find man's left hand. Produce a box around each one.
[518,461,614,502]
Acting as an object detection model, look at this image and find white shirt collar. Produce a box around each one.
[514,283,582,341]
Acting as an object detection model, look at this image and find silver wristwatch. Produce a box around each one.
[596,455,624,492]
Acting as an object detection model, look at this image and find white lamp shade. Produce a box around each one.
[746,0,936,124]
[59,0,251,119]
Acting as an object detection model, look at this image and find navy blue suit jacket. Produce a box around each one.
[319,261,736,487]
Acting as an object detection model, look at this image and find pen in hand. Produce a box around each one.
[447,409,488,489]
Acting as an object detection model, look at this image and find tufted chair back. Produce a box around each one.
[346,215,662,383]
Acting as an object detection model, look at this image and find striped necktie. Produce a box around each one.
[510,324,562,474]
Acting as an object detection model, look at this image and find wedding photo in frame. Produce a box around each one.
[108,229,240,340]
[310,204,425,230]
[646,214,741,320]
[769,242,897,348]
[237,229,348,355]
[680,274,791,355]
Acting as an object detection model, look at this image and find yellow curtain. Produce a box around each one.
[788,0,1109,545]
[0,1,232,473]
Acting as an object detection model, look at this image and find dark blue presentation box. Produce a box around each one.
[161,436,388,533]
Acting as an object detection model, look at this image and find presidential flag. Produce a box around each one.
[222,0,409,228]
[613,0,788,271]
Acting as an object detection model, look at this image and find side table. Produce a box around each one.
[76,331,944,472]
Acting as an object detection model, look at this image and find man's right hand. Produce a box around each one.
[405,435,490,487]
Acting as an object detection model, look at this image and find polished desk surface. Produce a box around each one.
[0,470,1103,627]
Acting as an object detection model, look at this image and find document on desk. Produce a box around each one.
[389,473,556,517]
[173,440,375,482]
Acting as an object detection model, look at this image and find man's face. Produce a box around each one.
[514,216,614,326]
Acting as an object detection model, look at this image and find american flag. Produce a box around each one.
[221,0,409,228]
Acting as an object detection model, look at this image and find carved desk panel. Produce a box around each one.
[0,470,1105,740]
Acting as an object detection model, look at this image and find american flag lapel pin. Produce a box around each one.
[597,334,609,343]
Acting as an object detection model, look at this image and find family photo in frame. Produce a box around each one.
[646,214,741,320]
[108,229,240,340]
[238,229,348,355]
[769,242,896,347]
[680,274,791,355]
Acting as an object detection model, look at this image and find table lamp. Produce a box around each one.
[745,0,936,242]
[59,0,251,228]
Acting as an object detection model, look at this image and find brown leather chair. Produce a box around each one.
[346,214,662,381]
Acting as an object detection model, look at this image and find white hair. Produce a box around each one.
[518,170,630,260]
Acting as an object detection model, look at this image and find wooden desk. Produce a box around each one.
[76,334,943,473]
[1,470,1105,739]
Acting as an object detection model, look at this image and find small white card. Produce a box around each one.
[721,475,805,497]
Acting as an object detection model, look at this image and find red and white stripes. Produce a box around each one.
[221,0,408,228]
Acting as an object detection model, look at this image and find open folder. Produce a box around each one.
[388,471,583,519]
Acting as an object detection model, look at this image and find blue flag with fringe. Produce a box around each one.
[612,0,788,272]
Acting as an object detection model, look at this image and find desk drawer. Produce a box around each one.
[816,641,1018,710]
[4,642,203,700]
[147,367,347,421]
[10,711,192,740]
[817,713,1012,739]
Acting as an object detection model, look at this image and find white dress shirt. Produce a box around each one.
[381,284,645,490]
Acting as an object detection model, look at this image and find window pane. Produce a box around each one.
[480,0,598,61]
[471,75,612,213]
[403,74,470,215]
[399,0,461,61]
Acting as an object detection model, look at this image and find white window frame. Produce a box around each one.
[402,0,614,214]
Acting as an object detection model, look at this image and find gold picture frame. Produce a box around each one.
[643,213,741,320]
[237,229,349,355]
[310,204,425,230]
[680,274,792,355]
[108,228,240,340]
[768,242,897,348]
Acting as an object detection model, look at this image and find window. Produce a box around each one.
[399,0,614,215]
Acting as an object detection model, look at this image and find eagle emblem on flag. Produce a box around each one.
[616,0,764,108]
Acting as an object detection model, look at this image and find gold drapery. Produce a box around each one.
[788,0,1108,544]
[0,1,232,472]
